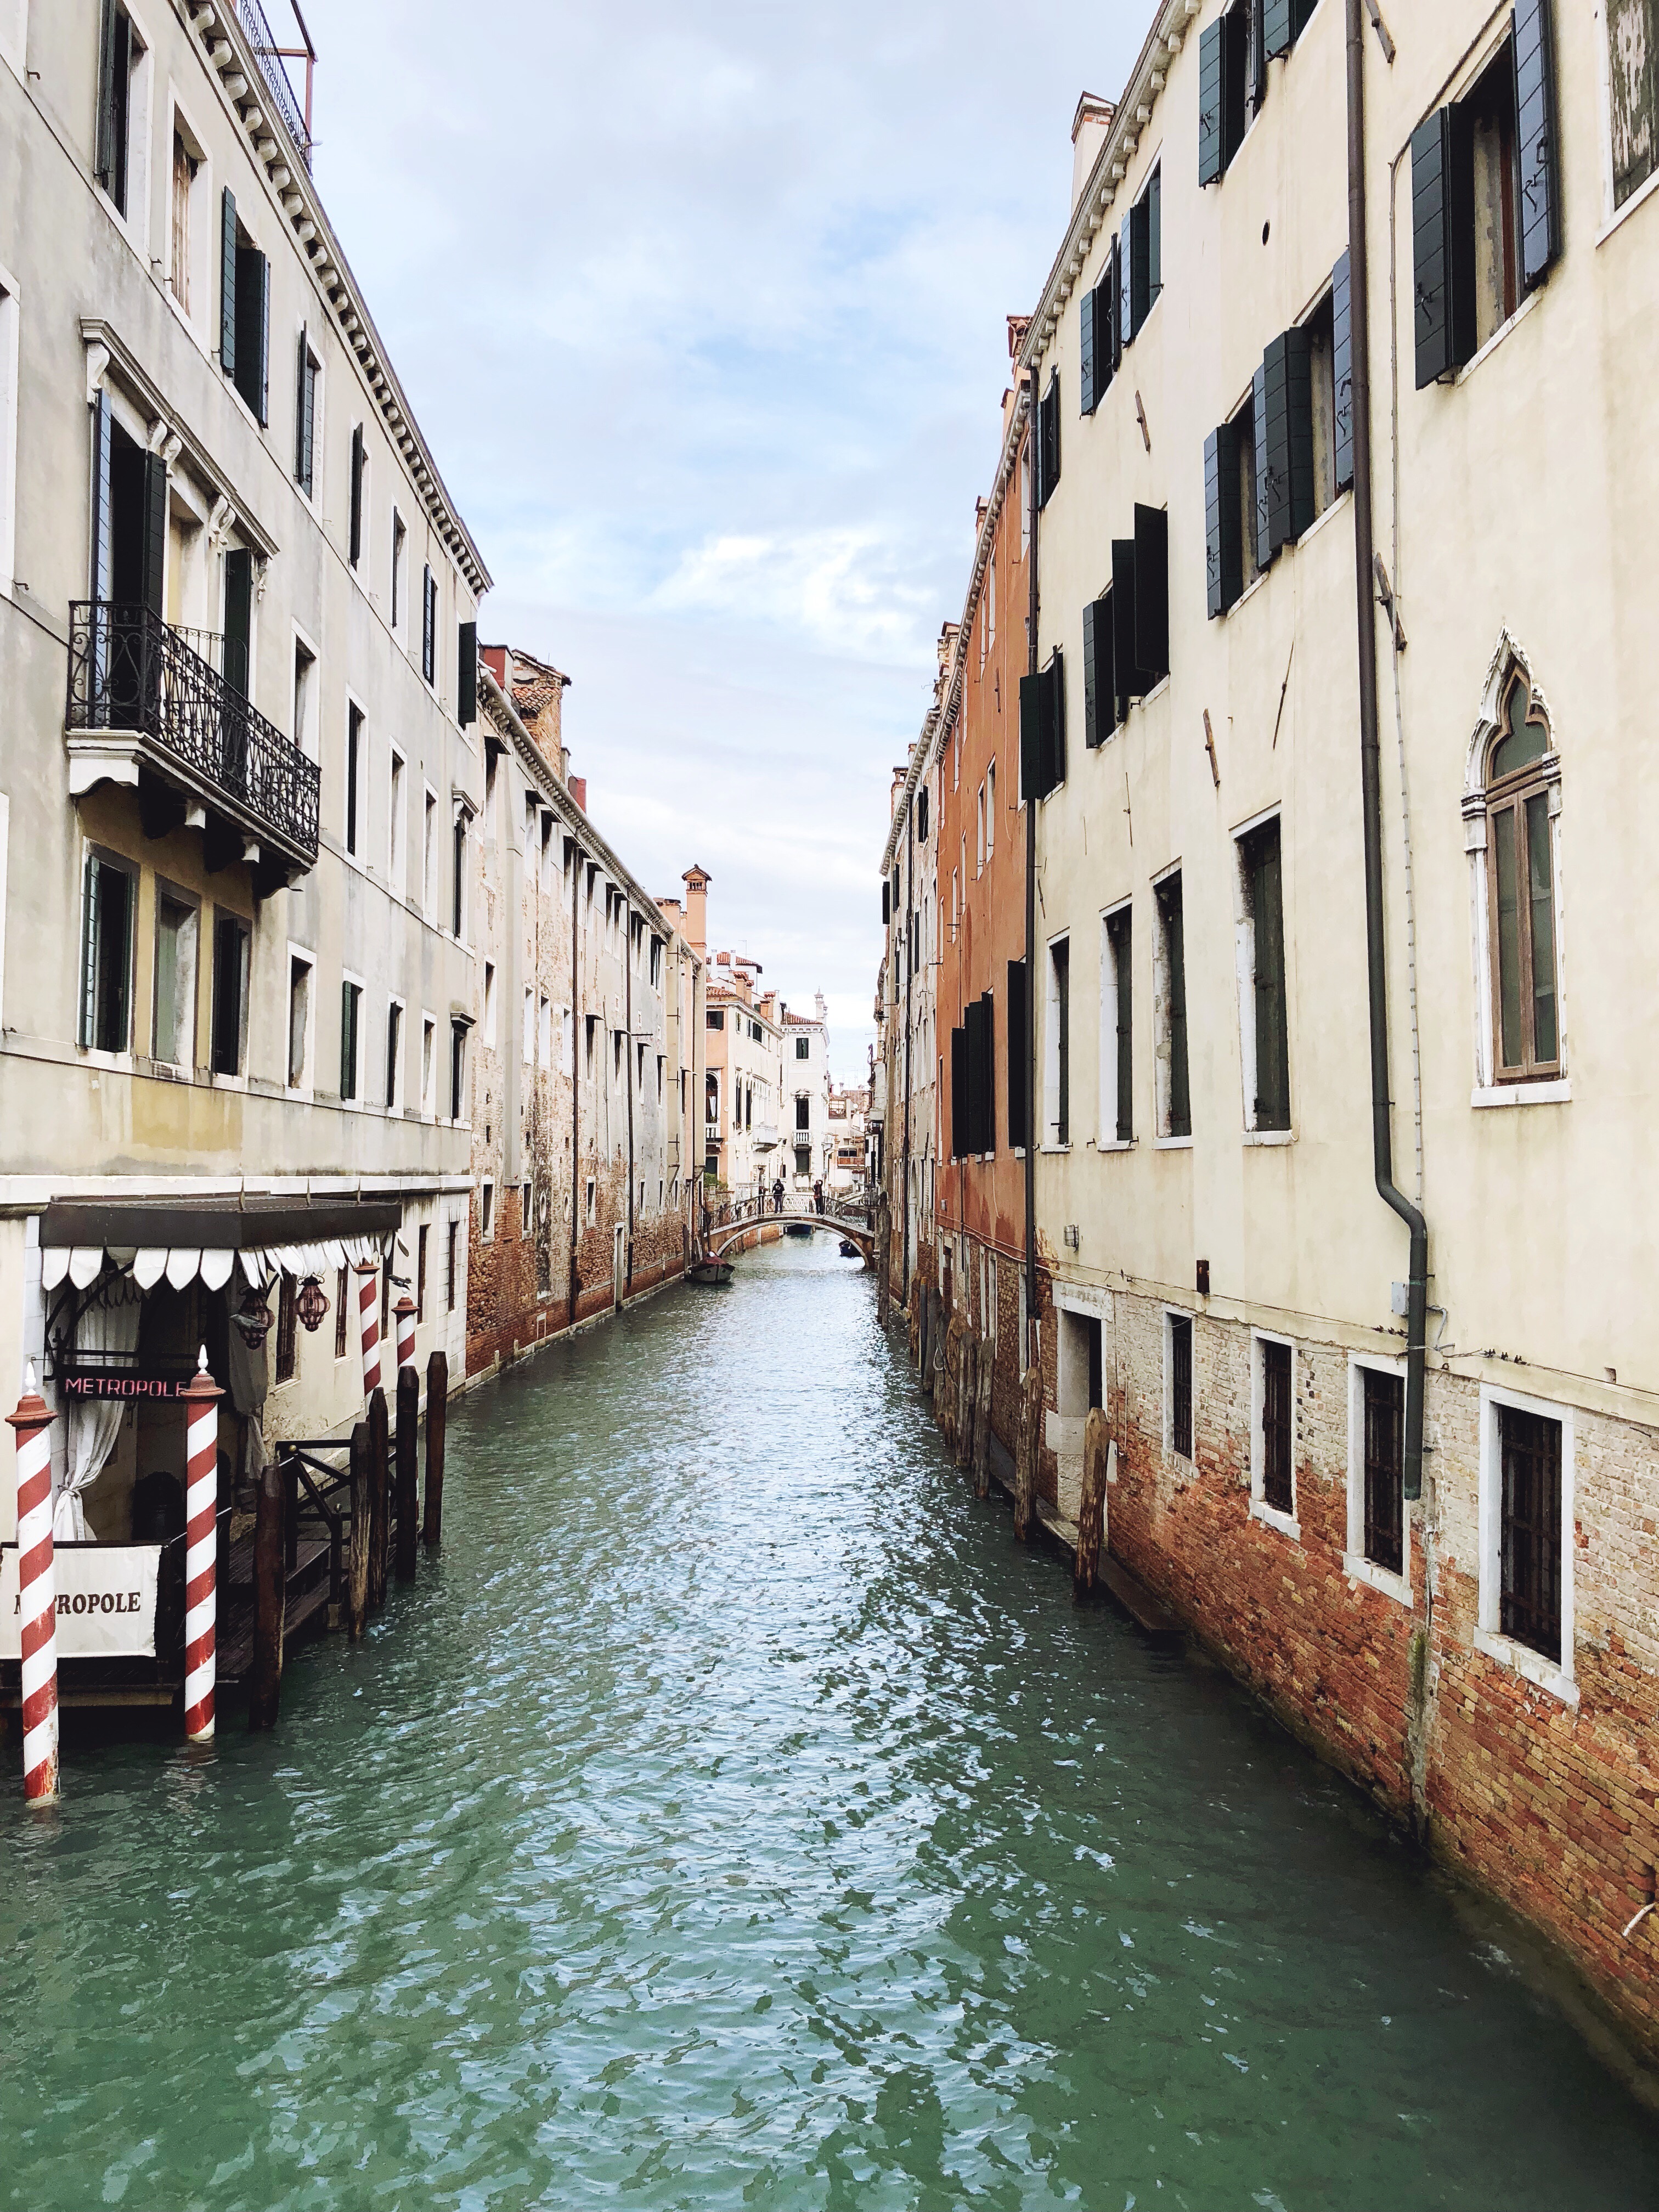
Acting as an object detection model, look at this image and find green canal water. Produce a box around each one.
[3,1237,1657,2210]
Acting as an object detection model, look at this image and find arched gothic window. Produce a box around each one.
[1484,670,1559,1080]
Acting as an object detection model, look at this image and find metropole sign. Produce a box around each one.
[1,1543,161,1658]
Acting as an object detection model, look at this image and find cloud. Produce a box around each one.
[654,529,936,663]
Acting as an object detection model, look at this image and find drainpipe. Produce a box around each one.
[1024,364,1039,1367]
[1347,0,1427,1500]
[568,842,580,1328]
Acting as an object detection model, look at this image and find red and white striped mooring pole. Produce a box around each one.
[394,1293,416,1375]
[182,1348,223,1745]
[357,1260,382,1401]
[9,1367,59,1804]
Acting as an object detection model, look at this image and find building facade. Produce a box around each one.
[781,997,831,1193]
[0,0,485,1548]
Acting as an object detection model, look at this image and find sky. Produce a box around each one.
[300,2,1147,1084]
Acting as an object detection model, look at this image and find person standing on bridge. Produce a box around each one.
[772,1178,784,1216]
[812,1180,825,1216]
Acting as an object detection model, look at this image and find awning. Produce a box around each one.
[40,1197,402,1295]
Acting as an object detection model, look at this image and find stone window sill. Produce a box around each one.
[1096,1137,1135,1153]
[1471,1079,1570,1108]
[1474,1624,1577,1707]
[1154,1134,1193,1152]
[1243,1128,1294,1147]
[1344,1551,1413,1610]
[1452,289,1541,387]
[1595,164,1659,252]
[1250,1497,1300,1543]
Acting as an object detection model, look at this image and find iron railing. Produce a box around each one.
[231,0,312,171]
[68,603,320,864]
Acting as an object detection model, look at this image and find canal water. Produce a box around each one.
[3,1238,1657,2211]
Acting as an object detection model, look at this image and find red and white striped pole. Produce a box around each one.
[394,1293,416,1375]
[9,1367,59,1805]
[357,1260,382,1401]
[182,1348,223,1745]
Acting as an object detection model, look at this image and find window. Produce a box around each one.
[585,1178,597,1226]
[1046,936,1070,1147]
[286,951,312,1090]
[986,763,996,855]
[153,893,198,1069]
[1198,0,1276,187]
[95,2,146,221]
[795,1145,811,1178]
[447,1220,459,1312]
[1608,0,1657,210]
[450,1019,468,1119]
[522,988,534,1065]
[388,749,405,890]
[650,936,663,988]
[275,1275,297,1386]
[1102,905,1132,1145]
[539,996,552,1069]
[707,1008,725,1031]
[1353,1362,1406,1581]
[422,564,438,687]
[1253,1334,1295,1525]
[1006,957,1028,1149]
[391,511,407,634]
[483,961,496,1047]
[168,125,201,317]
[1484,673,1560,1080]
[751,1020,763,1045]
[1109,506,1169,715]
[1037,374,1060,507]
[1498,1401,1564,1663]
[0,264,15,593]
[976,782,986,871]
[585,1014,598,1074]
[334,1266,349,1358]
[1154,874,1190,1140]
[1119,163,1161,345]
[339,979,361,1100]
[1167,1313,1193,1460]
[521,1181,532,1235]
[295,329,319,498]
[795,1036,811,1060]
[1237,818,1290,1132]
[481,1180,494,1242]
[79,851,135,1054]
[423,789,437,913]
[205,912,248,1077]
[219,193,269,425]
[1411,21,1559,388]
[348,425,365,569]
[656,1054,664,1098]
[417,1224,428,1322]
[292,635,317,757]
[452,812,467,938]
[345,705,363,857]
[421,1015,435,1114]
[384,999,402,1110]
[1019,442,1031,557]
[1019,650,1065,802]
[795,1094,810,1131]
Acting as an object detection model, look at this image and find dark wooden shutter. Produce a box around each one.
[422,566,435,682]
[1108,234,1122,373]
[916,785,929,842]
[219,188,238,381]
[1019,672,1043,802]
[1246,820,1290,1128]
[1146,166,1161,306]
[950,1024,968,1159]
[1249,0,1268,111]
[882,880,890,925]
[1006,958,1028,1149]
[1264,0,1294,59]
[96,0,120,194]
[1251,359,1273,572]
[90,389,114,600]
[1133,504,1169,682]
[1045,650,1065,790]
[1170,1316,1193,1458]
[1084,598,1114,748]
[457,620,477,725]
[1039,377,1060,506]
[1111,537,1147,710]
[140,451,167,618]
[1331,250,1355,493]
[1205,424,1243,618]
[1500,1405,1561,1658]
[78,855,99,1047]
[296,328,314,493]
[1129,194,1152,334]
[1080,284,1097,416]
[1513,0,1560,291]
[979,991,996,1153]
[1119,211,1137,347]
[223,548,252,697]
[1159,876,1191,1138]
[254,254,270,424]
[1198,16,1225,186]
[348,425,364,565]
[1262,328,1316,552]
[1410,110,1455,387]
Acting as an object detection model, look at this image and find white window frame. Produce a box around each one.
[1345,1350,1412,1606]
[1151,860,1192,1149]
[95,1,154,257]
[0,256,21,597]
[1595,0,1659,240]
[1231,804,1293,1144]
[985,760,996,856]
[390,507,408,641]
[340,967,365,1107]
[387,744,405,895]
[1476,1382,1577,1705]
[291,623,319,760]
[1162,1307,1194,1464]
[284,940,315,1096]
[348,424,370,581]
[479,1176,495,1244]
[420,1010,437,1119]
[343,693,367,864]
[383,992,405,1113]
[1249,1328,1300,1541]
[0,1,26,81]
[294,327,324,512]
[422,785,438,919]
[1460,632,1570,1107]
[483,958,497,1047]
[1097,896,1133,1152]
[1042,928,1070,1151]
[162,91,212,346]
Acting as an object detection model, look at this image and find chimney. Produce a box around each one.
[1071,93,1116,213]
[681,864,709,956]
[568,775,588,814]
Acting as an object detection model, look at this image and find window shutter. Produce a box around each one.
[140,452,168,618]
[979,992,996,1154]
[422,566,435,683]
[457,620,477,725]
[255,254,270,425]
[1283,324,1314,542]
[95,0,120,193]
[1039,378,1060,506]
[1198,17,1225,186]
[1410,110,1455,387]
[1121,208,1142,345]
[348,425,364,565]
[1146,166,1161,306]
[917,785,928,842]
[295,328,313,492]
[78,855,100,1048]
[1108,234,1122,373]
[1080,284,1097,416]
[1019,671,1043,802]
[1205,425,1243,618]
[1133,504,1169,683]
[1006,958,1028,1149]
[1082,599,1099,748]
[1045,650,1065,789]
[1111,537,1146,712]
[1263,0,1293,60]
[1251,359,1273,572]
[223,548,252,697]
[1249,0,1268,110]
[1331,251,1355,493]
[882,880,890,925]
[91,388,114,600]
[219,189,238,381]
[950,1025,968,1159]
[1513,0,1560,291]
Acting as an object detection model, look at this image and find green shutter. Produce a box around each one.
[1019,671,1042,801]
[1410,111,1455,387]
[90,388,114,601]
[1045,650,1065,789]
[1133,505,1169,682]
[95,0,120,194]
[1198,17,1225,185]
[1119,211,1137,346]
[1205,425,1244,618]
[1263,0,1294,59]
[220,189,238,381]
[1082,599,1099,747]
[1080,284,1096,416]
[1251,359,1273,572]
[1331,252,1355,493]
[457,621,477,725]
[349,426,364,563]
[950,1025,968,1159]
[78,855,100,1048]
[1513,0,1560,291]
[140,452,167,618]
[1006,958,1028,1150]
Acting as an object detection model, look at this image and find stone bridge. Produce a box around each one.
[703,1203,874,1264]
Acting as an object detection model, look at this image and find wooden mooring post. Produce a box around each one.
[972,1343,994,1500]
[395,1367,420,1583]
[1014,1365,1041,1543]
[249,1453,285,1730]
[367,1386,390,1613]
[347,1421,370,1639]
[422,1350,447,1547]
[1075,1409,1111,1599]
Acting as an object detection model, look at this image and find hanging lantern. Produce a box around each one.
[233,1284,274,1350]
[295,1276,331,1334]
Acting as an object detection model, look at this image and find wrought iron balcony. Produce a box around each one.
[66,602,320,877]
[230,0,313,172]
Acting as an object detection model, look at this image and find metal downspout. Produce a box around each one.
[1024,365,1039,1367]
[625,901,635,1297]
[1347,0,1427,1500]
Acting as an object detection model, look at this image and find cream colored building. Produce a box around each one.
[1014,0,1658,2049]
[0,1,486,1542]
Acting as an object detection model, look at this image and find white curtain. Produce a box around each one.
[56,1285,143,1541]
